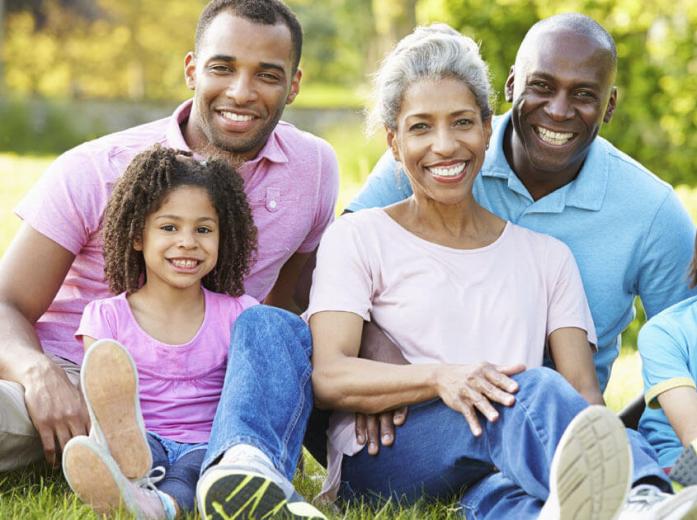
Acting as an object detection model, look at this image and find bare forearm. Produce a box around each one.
[657,387,697,446]
[313,357,440,413]
[0,301,50,383]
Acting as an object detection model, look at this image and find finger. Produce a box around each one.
[393,406,408,426]
[55,424,73,457]
[478,378,516,407]
[466,389,499,423]
[39,427,58,467]
[486,367,522,393]
[461,404,482,437]
[379,413,394,446]
[355,414,367,445]
[366,415,380,455]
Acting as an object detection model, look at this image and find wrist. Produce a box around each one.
[16,352,56,386]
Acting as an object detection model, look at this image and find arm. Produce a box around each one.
[548,327,604,405]
[310,310,524,436]
[83,335,97,351]
[264,251,312,315]
[0,223,90,464]
[657,387,697,447]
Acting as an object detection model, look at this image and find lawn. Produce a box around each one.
[0,151,692,518]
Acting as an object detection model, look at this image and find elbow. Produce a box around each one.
[312,369,341,410]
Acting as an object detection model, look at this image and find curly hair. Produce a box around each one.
[103,145,257,296]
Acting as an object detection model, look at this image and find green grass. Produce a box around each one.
[0,151,695,517]
[292,83,368,110]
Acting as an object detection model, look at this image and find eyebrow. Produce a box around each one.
[406,108,478,119]
[154,215,218,222]
[206,54,287,75]
[529,72,602,90]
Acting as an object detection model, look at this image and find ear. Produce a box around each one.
[184,52,197,91]
[386,126,400,162]
[285,69,302,105]
[133,236,143,252]
[504,65,515,103]
[483,116,493,148]
[603,86,617,124]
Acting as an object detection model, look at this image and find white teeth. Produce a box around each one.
[220,111,253,122]
[171,259,198,268]
[428,162,467,177]
[536,126,573,145]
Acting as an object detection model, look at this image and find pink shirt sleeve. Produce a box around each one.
[297,139,339,253]
[546,241,598,346]
[305,218,373,322]
[15,146,110,255]
[75,299,118,343]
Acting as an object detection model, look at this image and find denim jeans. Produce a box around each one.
[147,433,207,512]
[202,305,319,481]
[339,367,671,519]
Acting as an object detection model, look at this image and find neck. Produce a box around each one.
[133,279,204,313]
[181,115,249,168]
[503,122,583,201]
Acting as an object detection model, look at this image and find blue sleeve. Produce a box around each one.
[638,190,697,319]
[345,150,413,212]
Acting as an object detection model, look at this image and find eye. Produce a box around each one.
[408,122,429,132]
[197,226,213,234]
[575,90,597,100]
[454,118,474,128]
[160,224,176,232]
[529,80,551,92]
[258,72,281,83]
[209,64,231,74]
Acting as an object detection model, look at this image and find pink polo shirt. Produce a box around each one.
[16,100,339,364]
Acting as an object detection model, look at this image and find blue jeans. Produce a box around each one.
[147,433,206,512]
[339,368,670,519]
[202,305,316,481]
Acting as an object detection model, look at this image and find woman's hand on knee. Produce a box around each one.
[435,363,525,437]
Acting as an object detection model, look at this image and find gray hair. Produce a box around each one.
[368,24,492,133]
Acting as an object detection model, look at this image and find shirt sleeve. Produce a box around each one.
[345,150,413,212]
[639,317,696,408]
[546,241,598,346]
[297,139,340,253]
[75,299,118,343]
[637,190,697,318]
[14,145,109,255]
[303,217,373,322]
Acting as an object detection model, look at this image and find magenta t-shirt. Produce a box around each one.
[76,288,257,443]
[15,100,339,364]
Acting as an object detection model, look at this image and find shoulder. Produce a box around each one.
[274,121,337,162]
[643,296,697,334]
[83,292,128,316]
[204,289,259,313]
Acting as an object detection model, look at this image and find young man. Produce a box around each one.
[0,0,335,517]
[346,13,697,519]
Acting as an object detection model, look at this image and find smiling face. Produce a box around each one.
[184,12,301,160]
[135,186,219,292]
[387,77,491,207]
[505,27,617,190]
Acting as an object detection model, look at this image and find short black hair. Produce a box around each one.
[195,0,303,72]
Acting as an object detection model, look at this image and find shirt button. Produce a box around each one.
[269,200,277,209]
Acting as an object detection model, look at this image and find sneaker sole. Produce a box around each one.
[200,472,324,519]
[82,340,151,480]
[672,445,697,488]
[550,405,631,520]
[62,436,128,516]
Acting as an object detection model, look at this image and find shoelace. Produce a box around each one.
[134,465,166,491]
[623,484,667,511]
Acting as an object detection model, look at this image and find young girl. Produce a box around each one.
[638,236,697,486]
[61,145,258,519]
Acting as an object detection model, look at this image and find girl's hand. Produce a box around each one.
[435,362,525,436]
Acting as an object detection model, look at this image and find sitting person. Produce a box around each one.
[61,147,322,519]
[307,24,697,519]
[639,236,697,486]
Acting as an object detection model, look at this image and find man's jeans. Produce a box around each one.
[339,368,670,519]
[201,306,669,518]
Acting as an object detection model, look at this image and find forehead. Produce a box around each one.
[400,77,478,119]
[198,12,294,70]
[517,28,614,87]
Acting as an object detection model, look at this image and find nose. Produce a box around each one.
[226,73,257,105]
[431,126,457,156]
[177,231,198,249]
[544,91,574,121]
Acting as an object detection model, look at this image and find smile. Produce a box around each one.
[219,111,255,122]
[535,126,574,146]
[168,258,201,269]
[426,161,469,178]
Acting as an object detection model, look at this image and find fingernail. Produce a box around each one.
[382,434,392,442]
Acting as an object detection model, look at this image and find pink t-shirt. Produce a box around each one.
[305,208,597,499]
[76,288,258,443]
[16,100,339,364]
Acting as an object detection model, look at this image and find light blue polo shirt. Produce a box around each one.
[638,296,697,468]
[348,111,696,391]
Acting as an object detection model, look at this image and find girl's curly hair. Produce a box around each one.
[103,145,257,296]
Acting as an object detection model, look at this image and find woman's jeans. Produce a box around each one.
[201,305,669,519]
[147,433,206,512]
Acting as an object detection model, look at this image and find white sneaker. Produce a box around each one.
[539,405,632,520]
[82,339,152,479]
[196,448,326,519]
[618,484,697,519]
[62,435,168,520]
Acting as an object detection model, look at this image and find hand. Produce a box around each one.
[355,407,408,455]
[22,359,90,466]
[436,362,525,437]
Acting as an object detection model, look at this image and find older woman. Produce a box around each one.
[306,25,686,519]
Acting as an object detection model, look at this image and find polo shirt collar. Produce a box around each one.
[166,99,289,165]
[481,111,608,212]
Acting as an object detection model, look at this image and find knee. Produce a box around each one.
[513,366,567,392]
[233,305,312,357]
